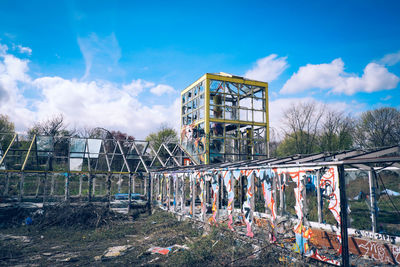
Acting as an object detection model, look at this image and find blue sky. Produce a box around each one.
[0,0,399,138]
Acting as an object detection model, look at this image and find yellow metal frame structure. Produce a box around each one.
[181,73,269,164]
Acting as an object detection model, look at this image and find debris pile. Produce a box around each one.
[32,204,128,229]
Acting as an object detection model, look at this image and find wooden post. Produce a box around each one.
[132,174,136,194]
[338,164,349,267]
[369,169,378,233]
[107,173,112,209]
[250,172,255,222]
[279,173,284,215]
[147,172,152,215]
[64,173,70,202]
[156,174,160,204]
[4,172,9,196]
[128,173,132,213]
[192,175,196,217]
[230,171,235,216]
[88,174,93,202]
[144,174,147,196]
[35,175,41,198]
[167,176,171,210]
[78,175,83,197]
[19,173,24,203]
[272,172,276,219]
[317,170,323,223]
[50,174,55,195]
[92,176,96,197]
[150,173,153,203]
[43,172,47,205]
[181,175,185,212]
[174,175,178,212]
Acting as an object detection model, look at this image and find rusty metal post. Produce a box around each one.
[338,164,349,267]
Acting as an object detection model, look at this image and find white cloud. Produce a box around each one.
[281,58,400,95]
[150,84,175,96]
[379,50,400,66]
[122,79,154,97]
[15,45,32,55]
[0,42,180,139]
[244,54,288,82]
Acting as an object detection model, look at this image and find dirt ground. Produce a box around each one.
[0,204,325,266]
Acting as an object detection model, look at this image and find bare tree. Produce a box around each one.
[354,107,400,148]
[280,101,325,155]
[319,110,354,152]
[28,114,73,137]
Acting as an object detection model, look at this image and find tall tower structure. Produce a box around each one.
[180,73,269,164]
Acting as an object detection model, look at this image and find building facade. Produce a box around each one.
[180,73,269,164]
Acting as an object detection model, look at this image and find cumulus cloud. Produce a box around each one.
[244,54,288,82]
[150,84,175,96]
[281,58,400,95]
[0,42,179,138]
[379,50,400,66]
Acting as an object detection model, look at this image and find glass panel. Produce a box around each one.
[199,108,205,120]
[210,105,223,119]
[210,80,223,93]
[199,94,204,107]
[194,86,198,97]
[182,105,187,115]
[253,87,264,98]
[199,81,204,94]
[225,124,239,138]
[210,93,223,105]
[70,138,86,158]
[239,109,252,121]
[225,106,238,120]
[182,116,187,125]
[239,97,252,109]
[86,139,102,159]
[254,110,264,123]
[193,110,198,122]
[226,82,239,94]
[210,122,224,137]
[187,114,192,124]
[239,84,251,95]
[193,98,198,110]
[36,136,54,157]
[253,97,264,110]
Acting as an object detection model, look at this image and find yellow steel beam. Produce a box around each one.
[209,118,268,127]
[0,133,17,167]
[21,134,36,171]
[205,73,268,88]
[205,77,210,164]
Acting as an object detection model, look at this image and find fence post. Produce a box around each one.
[128,173,132,213]
[88,174,93,202]
[338,164,349,267]
[64,173,70,202]
[147,172,151,215]
[107,173,112,209]
[369,169,378,233]
[317,170,323,224]
[19,173,24,203]
[4,172,9,196]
